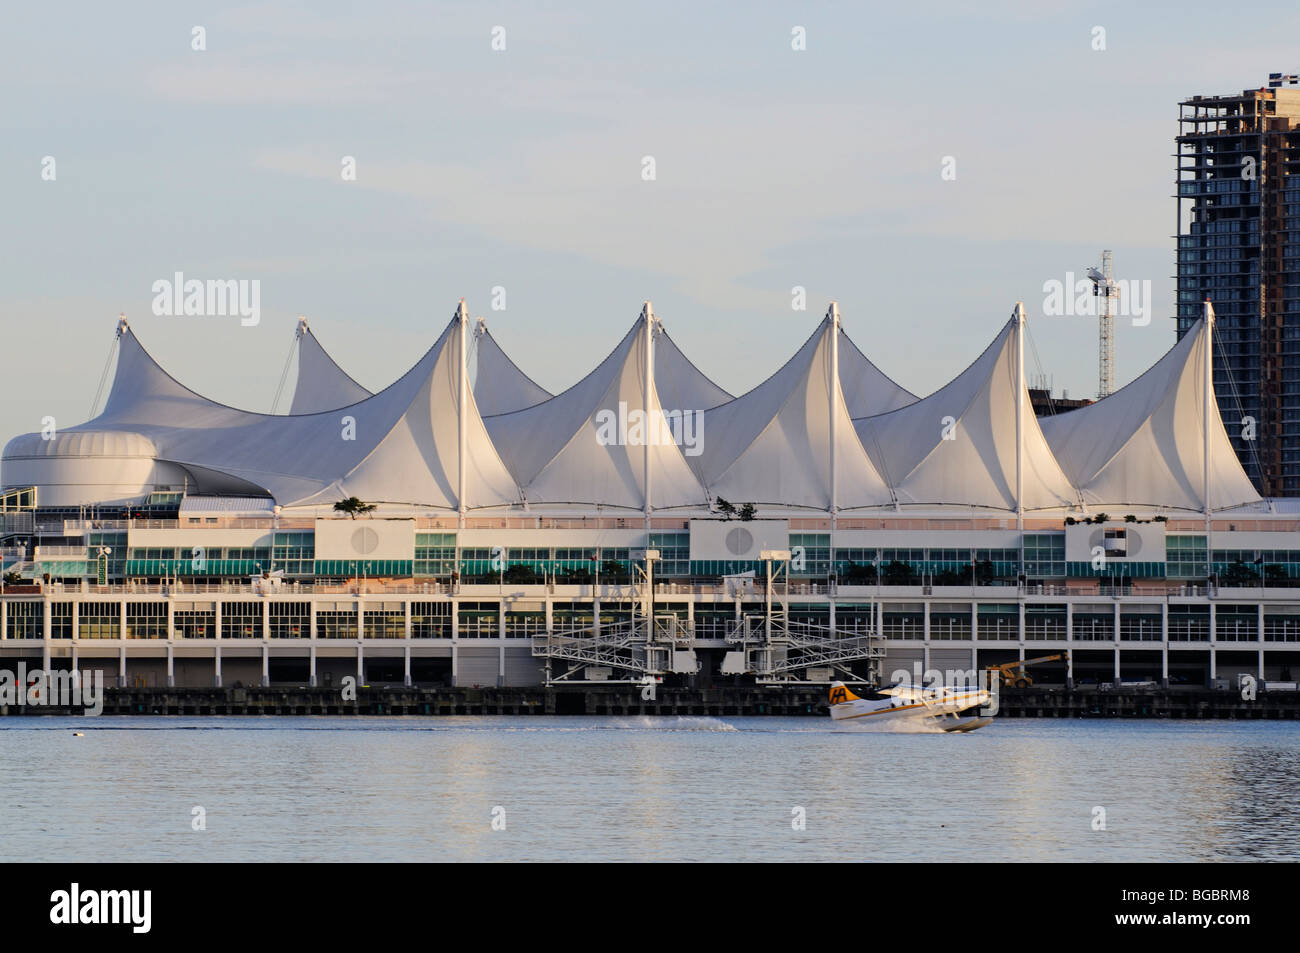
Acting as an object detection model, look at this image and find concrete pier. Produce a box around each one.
[3,685,1298,719]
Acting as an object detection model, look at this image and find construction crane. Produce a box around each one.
[1087,251,1118,398]
[985,652,1070,689]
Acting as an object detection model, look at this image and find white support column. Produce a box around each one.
[828,302,840,537]
[214,600,222,688]
[118,598,127,687]
[1161,602,1169,686]
[457,300,469,530]
[498,601,507,687]
[262,599,270,640]
[309,642,317,687]
[41,593,53,673]
[1257,603,1265,679]
[1113,599,1122,683]
[1208,602,1217,681]
[642,301,654,530]
[1014,302,1025,535]
[261,644,269,687]
[1,597,7,639]
[450,598,458,681]
[1203,299,1214,538]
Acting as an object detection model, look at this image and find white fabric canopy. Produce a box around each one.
[852,317,1077,511]
[483,314,707,510]
[71,316,518,510]
[692,318,893,509]
[838,328,916,417]
[654,327,732,412]
[473,328,553,417]
[1038,316,1260,512]
[288,327,373,414]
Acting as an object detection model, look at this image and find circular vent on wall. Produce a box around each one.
[725,527,754,556]
[351,527,379,555]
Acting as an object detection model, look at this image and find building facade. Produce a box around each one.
[1177,78,1300,496]
[2,300,1295,692]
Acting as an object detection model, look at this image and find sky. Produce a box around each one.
[3,0,1299,445]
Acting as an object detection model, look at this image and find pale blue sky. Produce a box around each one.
[3,0,1298,444]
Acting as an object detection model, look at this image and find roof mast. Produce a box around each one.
[1204,298,1214,537]
[642,301,654,529]
[457,299,469,527]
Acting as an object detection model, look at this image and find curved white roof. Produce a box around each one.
[853,314,1077,511]
[484,308,706,510]
[0,300,1263,516]
[692,314,893,509]
[63,310,518,510]
[838,328,917,416]
[289,326,372,414]
[654,326,733,412]
[1039,316,1259,512]
[473,326,553,417]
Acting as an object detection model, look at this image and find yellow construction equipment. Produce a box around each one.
[985,652,1069,689]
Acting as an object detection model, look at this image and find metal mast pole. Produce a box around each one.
[1204,298,1214,538]
[457,300,468,530]
[642,302,654,531]
[1015,302,1025,534]
[828,302,839,534]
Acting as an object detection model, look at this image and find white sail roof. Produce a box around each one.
[654,326,732,412]
[483,308,707,510]
[691,313,893,510]
[289,324,373,414]
[473,325,553,417]
[74,312,518,510]
[1038,316,1260,512]
[473,320,733,419]
[852,315,1077,511]
[838,327,917,416]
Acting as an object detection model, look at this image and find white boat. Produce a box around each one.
[828,681,993,732]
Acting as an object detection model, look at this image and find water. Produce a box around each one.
[2,717,1297,862]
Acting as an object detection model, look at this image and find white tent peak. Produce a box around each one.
[288,319,374,415]
[691,311,893,510]
[78,307,519,510]
[1039,312,1260,512]
[472,318,555,418]
[852,310,1076,511]
[483,309,706,510]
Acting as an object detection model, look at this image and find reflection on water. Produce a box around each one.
[1,717,1296,862]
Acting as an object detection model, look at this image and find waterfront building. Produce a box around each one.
[1,300,1295,692]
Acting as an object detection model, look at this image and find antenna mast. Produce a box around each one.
[1088,250,1118,398]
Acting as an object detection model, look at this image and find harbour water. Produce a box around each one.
[3,717,1297,863]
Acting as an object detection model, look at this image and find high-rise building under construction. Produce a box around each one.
[1177,76,1300,496]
